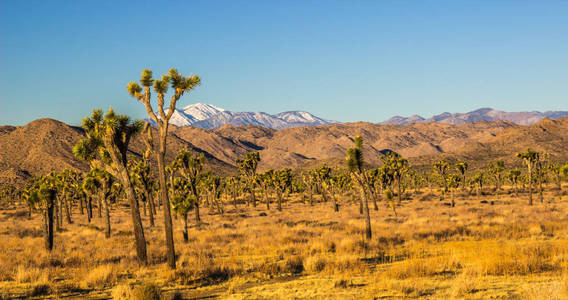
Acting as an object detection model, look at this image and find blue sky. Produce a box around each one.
[1,1,567,126]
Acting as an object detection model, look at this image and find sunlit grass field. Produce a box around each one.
[1,186,567,299]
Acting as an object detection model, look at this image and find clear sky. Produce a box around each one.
[1,1,567,126]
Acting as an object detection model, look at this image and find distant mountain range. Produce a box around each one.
[153,104,568,129]
[380,108,568,126]
[152,103,338,129]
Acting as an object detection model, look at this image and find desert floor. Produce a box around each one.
[1,187,568,299]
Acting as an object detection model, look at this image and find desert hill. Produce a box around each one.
[1,117,567,186]
[0,119,235,185]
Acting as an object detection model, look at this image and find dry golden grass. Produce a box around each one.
[0,185,567,298]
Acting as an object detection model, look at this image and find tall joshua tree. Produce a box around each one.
[346,135,372,240]
[73,108,147,264]
[516,149,539,206]
[127,68,200,269]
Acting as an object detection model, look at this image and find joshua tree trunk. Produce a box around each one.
[103,197,111,238]
[451,188,455,207]
[44,197,55,251]
[97,197,102,218]
[119,169,148,265]
[397,178,403,204]
[79,195,84,215]
[194,197,201,223]
[358,184,372,240]
[528,163,533,206]
[146,191,155,227]
[264,188,270,210]
[331,192,339,212]
[64,195,72,224]
[538,172,544,204]
[87,196,93,223]
[156,129,176,270]
[142,199,147,216]
[250,185,257,207]
[182,213,189,243]
[56,199,62,230]
[277,191,283,211]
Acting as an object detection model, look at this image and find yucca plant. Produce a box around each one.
[236,152,260,207]
[346,135,372,240]
[127,68,200,270]
[455,162,468,191]
[272,168,293,211]
[175,149,205,223]
[73,108,148,264]
[516,149,539,206]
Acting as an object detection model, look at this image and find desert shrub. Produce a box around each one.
[304,255,327,273]
[112,283,133,300]
[132,282,161,300]
[282,255,304,274]
[451,272,482,296]
[15,265,48,284]
[81,265,117,289]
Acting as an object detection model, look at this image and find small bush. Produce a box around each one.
[282,255,304,274]
[132,282,161,300]
[81,265,117,289]
[304,255,327,273]
[112,283,133,300]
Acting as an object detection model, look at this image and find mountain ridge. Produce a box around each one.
[154,103,338,129]
[381,107,568,125]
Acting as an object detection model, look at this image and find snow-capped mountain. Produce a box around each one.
[381,108,568,126]
[153,103,338,129]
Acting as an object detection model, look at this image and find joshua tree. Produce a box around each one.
[314,165,340,212]
[236,152,260,207]
[272,168,293,211]
[301,171,317,206]
[202,173,224,214]
[382,153,409,204]
[170,178,195,243]
[508,169,522,196]
[329,171,350,212]
[127,68,200,269]
[131,160,155,227]
[366,168,382,211]
[471,172,484,199]
[346,135,372,240]
[432,160,450,194]
[256,169,274,210]
[73,108,147,264]
[516,149,539,206]
[28,173,57,251]
[226,175,241,209]
[487,160,505,193]
[175,150,205,223]
[446,174,461,207]
[455,162,468,191]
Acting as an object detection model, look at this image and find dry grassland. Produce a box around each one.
[1,187,568,299]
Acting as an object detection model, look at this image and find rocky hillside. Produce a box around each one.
[1,117,567,186]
